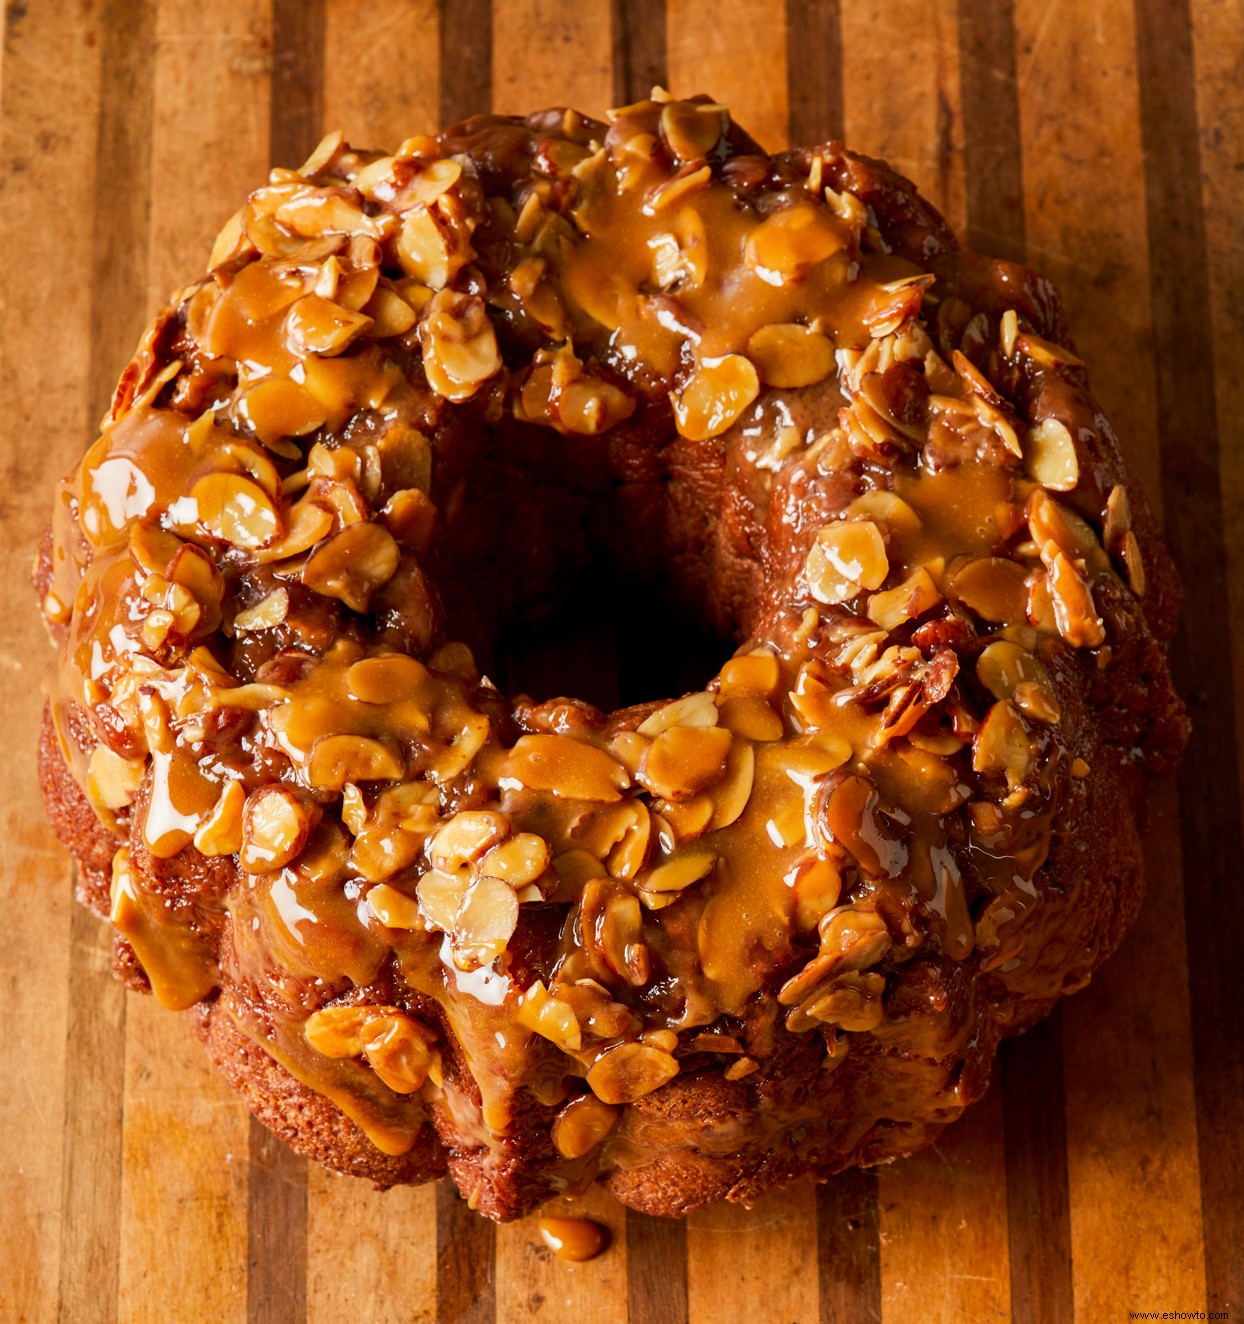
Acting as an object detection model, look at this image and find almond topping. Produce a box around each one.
[586,1042,679,1105]
[508,734,630,802]
[670,354,760,440]
[805,520,889,604]
[302,522,401,612]
[746,323,834,388]
[1025,417,1080,492]
[639,724,732,800]
[240,786,315,873]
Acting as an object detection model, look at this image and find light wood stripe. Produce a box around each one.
[323,0,441,147]
[666,0,790,149]
[1135,1,1244,1315]
[687,1188,819,1324]
[55,5,155,1321]
[879,1087,1011,1324]
[493,0,611,117]
[0,2,101,1319]
[841,0,965,232]
[494,1186,628,1324]
[307,1172,437,1324]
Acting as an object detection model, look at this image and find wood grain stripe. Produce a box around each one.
[666,0,789,149]
[270,0,326,169]
[247,1119,309,1324]
[243,10,323,1315]
[323,0,440,147]
[56,4,155,1320]
[817,1172,881,1324]
[956,0,1025,263]
[612,0,667,104]
[438,1181,497,1324]
[440,0,493,127]
[1001,1012,1073,1324]
[1136,0,1244,1313]
[493,0,611,116]
[0,2,102,1318]
[785,0,844,144]
[956,6,1076,1320]
[1012,3,1208,1318]
[1189,0,1244,1296]
[625,1214,687,1324]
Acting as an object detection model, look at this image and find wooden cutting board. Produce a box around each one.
[2,1,1240,1320]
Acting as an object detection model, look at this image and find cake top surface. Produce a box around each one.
[40,93,1175,1163]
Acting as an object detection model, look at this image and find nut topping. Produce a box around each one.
[507,734,630,802]
[638,725,732,800]
[586,1042,679,1105]
[805,520,889,605]
[418,290,501,401]
[670,354,760,440]
[1024,417,1079,491]
[240,786,316,873]
[302,523,401,612]
[746,323,834,388]
[551,1094,620,1158]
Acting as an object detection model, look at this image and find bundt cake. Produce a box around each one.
[35,93,1188,1220]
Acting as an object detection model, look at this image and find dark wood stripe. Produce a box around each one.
[1135,0,1243,1311]
[59,4,155,1315]
[85,0,155,424]
[816,1171,881,1324]
[611,0,667,106]
[247,9,322,1319]
[1001,1012,1074,1324]
[247,1118,309,1324]
[439,0,493,128]
[958,8,1075,1318]
[956,0,1025,264]
[436,1180,496,1324]
[626,1212,687,1324]
[270,0,325,169]
[784,0,844,144]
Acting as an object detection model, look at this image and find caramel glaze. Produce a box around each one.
[35,94,1188,1220]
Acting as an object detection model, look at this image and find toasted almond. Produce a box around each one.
[586,1042,679,1104]
[670,354,760,441]
[805,520,889,604]
[507,734,630,802]
[638,725,732,801]
[551,1093,620,1158]
[746,322,834,388]
[240,785,315,873]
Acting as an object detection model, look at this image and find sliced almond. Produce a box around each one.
[507,734,630,802]
[670,354,760,441]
